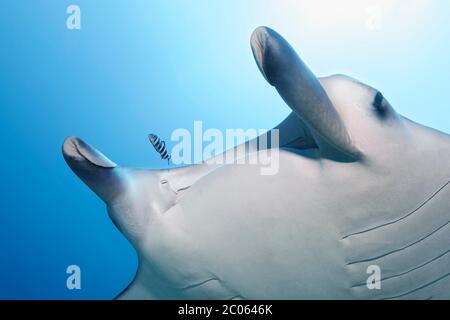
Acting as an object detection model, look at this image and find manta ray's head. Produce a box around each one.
[251,26,407,161]
[63,26,411,251]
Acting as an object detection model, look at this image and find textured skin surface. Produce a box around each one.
[63,27,450,300]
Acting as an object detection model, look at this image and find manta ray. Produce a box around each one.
[63,27,450,300]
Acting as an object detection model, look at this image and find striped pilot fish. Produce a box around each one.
[148,133,171,164]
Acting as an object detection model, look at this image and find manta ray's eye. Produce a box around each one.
[372,91,388,118]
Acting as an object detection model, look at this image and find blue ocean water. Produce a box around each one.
[0,1,449,299]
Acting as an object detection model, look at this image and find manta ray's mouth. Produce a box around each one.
[63,136,117,169]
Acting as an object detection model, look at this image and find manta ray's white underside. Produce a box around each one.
[63,27,450,300]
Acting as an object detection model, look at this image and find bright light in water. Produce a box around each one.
[260,0,436,72]
[296,0,395,31]
[266,0,433,34]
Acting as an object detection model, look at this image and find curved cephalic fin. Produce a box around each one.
[251,26,361,159]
